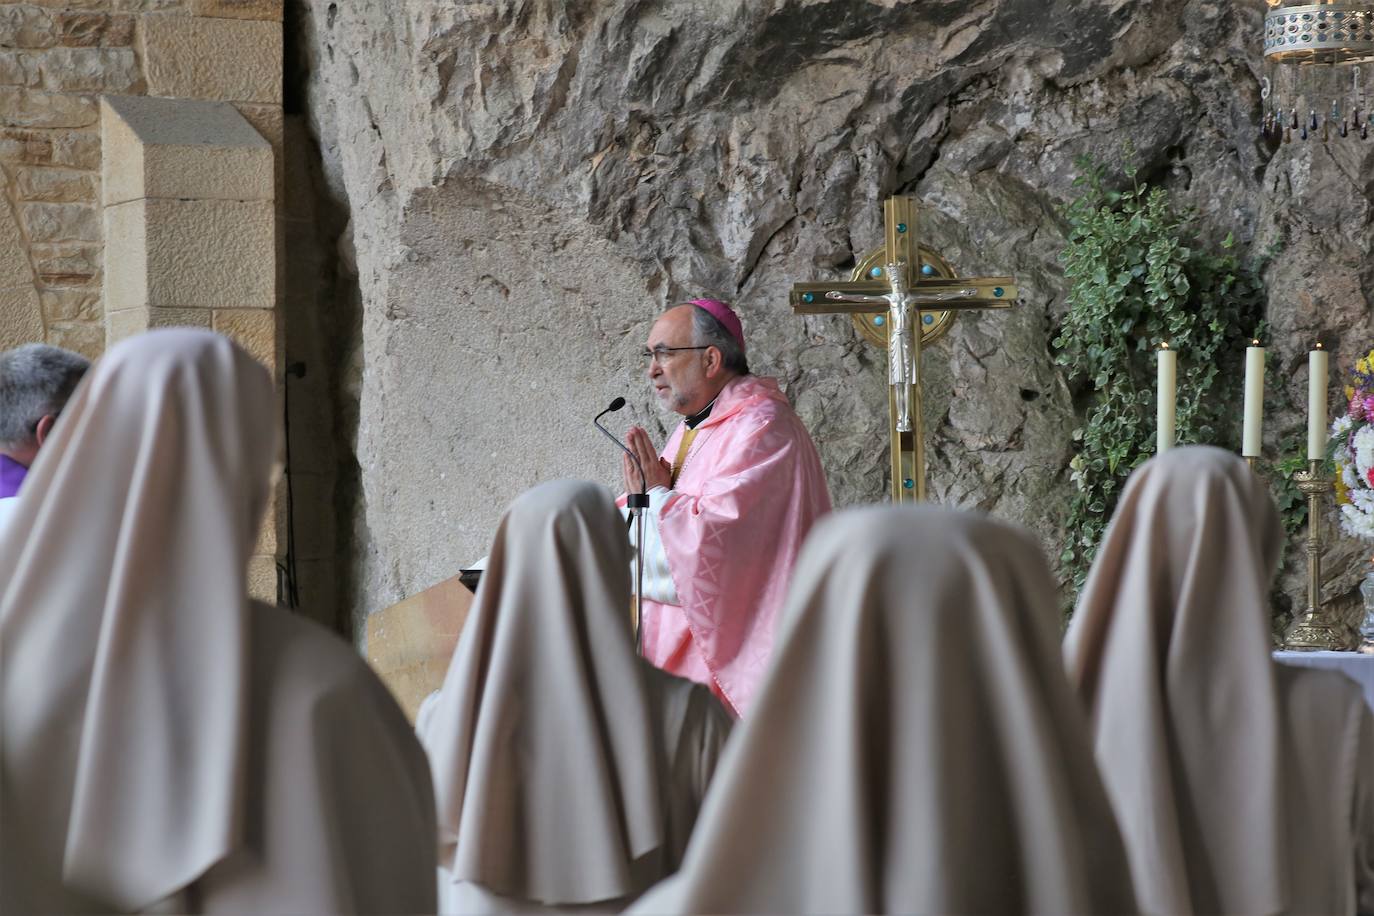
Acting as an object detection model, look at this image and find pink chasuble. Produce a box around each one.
[638,375,830,716]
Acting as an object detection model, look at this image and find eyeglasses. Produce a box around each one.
[641,345,710,367]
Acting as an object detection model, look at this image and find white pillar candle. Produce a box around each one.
[1308,344,1329,461]
[1158,343,1177,454]
[1242,340,1265,457]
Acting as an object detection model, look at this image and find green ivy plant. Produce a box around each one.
[1053,156,1266,594]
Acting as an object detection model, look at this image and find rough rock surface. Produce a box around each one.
[288,0,1374,634]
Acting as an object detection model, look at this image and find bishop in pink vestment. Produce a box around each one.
[620,300,830,716]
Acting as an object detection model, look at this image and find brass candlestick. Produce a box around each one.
[1284,460,1358,651]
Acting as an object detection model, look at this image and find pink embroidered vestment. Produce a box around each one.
[638,375,830,716]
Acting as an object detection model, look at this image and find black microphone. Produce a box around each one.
[594,398,649,509]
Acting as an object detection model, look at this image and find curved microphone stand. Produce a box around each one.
[594,398,648,655]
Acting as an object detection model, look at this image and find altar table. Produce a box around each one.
[1274,651,1374,711]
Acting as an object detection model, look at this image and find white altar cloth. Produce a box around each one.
[1274,651,1374,711]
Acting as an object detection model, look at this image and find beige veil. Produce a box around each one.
[0,329,274,910]
[416,479,670,905]
[1063,446,1287,914]
[638,505,1136,914]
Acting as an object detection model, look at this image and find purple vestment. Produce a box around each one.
[0,455,28,499]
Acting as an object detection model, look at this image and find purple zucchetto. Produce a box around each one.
[687,299,746,351]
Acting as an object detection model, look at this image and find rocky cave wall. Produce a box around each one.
[287,0,1374,636]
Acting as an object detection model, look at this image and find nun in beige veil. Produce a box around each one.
[634,504,1138,914]
[415,479,733,914]
[1064,445,1374,915]
[0,329,437,914]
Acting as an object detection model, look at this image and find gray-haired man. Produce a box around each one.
[0,343,91,528]
[614,299,831,717]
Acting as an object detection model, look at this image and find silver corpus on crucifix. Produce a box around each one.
[790,195,1020,503]
[823,268,979,433]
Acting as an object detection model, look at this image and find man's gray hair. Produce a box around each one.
[690,305,750,376]
[0,343,91,449]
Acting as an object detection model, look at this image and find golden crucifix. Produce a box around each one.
[791,196,1019,502]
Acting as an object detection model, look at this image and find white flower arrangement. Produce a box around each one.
[1332,352,1374,541]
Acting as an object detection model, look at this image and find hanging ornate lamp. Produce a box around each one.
[1262,0,1374,142]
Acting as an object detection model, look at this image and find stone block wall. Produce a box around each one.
[99,92,281,601]
[0,0,282,358]
[3,0,287,606]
